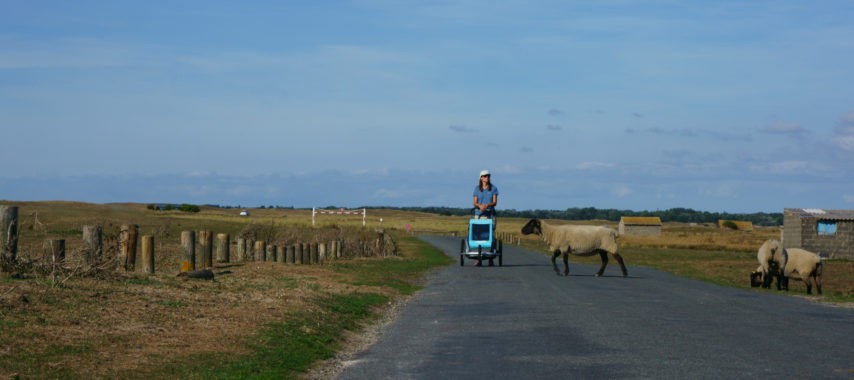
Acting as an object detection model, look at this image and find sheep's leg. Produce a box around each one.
[551,250,562,276]
[761,271,772,288]
[805,278,813,295]
[595,250,608,277]
[562,251,570,276]
[612,252,628,277]
[814,264,823,295]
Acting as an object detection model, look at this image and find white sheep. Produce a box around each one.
[755,239,786,290]
[780,248,823,295]
[521,218,628,277]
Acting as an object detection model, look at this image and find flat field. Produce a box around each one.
[1,201,851,378]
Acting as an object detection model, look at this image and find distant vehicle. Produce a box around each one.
[239,210,250,216]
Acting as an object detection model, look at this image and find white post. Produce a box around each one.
[312,207,316,226]
[362,208,366,226]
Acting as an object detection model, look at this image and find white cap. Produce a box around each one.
[479,170,490,177]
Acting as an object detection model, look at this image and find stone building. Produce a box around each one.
[783,208,854,260]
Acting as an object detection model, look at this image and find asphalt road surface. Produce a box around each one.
[336,235,854,379]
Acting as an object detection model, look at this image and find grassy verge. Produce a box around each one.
[329,237,454,295]
[126,236,451,379]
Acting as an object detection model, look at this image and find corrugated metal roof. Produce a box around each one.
[620,216,662,226]
[785,208,854,221]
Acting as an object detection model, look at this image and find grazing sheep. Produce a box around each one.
[521,218,628,277]
[781,248,823,295]
[749,269,763,288]
[756,239,786,290]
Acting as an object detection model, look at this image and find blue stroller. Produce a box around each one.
[460,213,503,266]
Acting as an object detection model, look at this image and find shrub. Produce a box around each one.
[179,204,201,213]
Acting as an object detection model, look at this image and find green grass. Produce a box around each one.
[156,300,186,308]
[136,292,388,380]
[128,236,450,379]
[278,276,299,289]
[0,343,92,378]
[330,237,453,295]
[125,277,161,286]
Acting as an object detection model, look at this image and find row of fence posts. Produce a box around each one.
[179,230,344,272]
[496,231,522,245]
[452,229,522,245]
[0,206,351,275]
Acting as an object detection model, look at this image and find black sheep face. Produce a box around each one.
[521,219,541,235]
[750,271,763,287]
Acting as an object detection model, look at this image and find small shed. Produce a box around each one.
[718,220,753,231]
[783,208,854,260]
[618,216,662,236]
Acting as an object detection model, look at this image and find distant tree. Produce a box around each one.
[179,204,200,213]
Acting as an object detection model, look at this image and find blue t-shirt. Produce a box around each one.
[473,185,499,217]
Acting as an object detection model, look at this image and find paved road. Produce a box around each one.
[337,235,854,379]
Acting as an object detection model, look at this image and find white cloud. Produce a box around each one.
[613,184,633,197]
[832,110,854,151]
[576,162,616,170]
[769,160,808,173]
[750,160,809,174]
[834,135,854,151]
[0,37,133,69]
[760,121,808,139]
[699,183,737,198]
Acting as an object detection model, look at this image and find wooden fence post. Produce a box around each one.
[81,225,103,268]
[247,238,256,261]
[267,244,276,262]
[181,231,195,273]
[215,233,230,263]
[141,235,154,274]
[295,243,304,264]
[310,243,318,264]
[119,224,139,271]
[198,230,213,268]
[0,206,19,267]
[276,245,285,263]
[318,243,326,263]
[236,238,246,263]
[287,244,296,264]
[43,239,65,271]
[255,241,266,262]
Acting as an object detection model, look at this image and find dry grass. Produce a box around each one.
[0,260,382,378]
[0,201,410,378]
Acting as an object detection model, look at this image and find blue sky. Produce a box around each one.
[2,1,853,213]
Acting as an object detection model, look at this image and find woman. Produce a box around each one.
[473,169,498,219]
